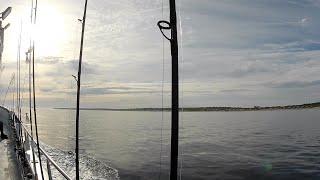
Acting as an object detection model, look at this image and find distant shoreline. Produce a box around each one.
[54,102,320,112]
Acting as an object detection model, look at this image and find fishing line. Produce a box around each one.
[18,21,22,124]
[31,0,34,24]
[14,21,22,149]
[177,0,185,179]
[20,34,29,119]
[158,0,165,179]
[11,74,14,111]
[10,75,16,110]
[66,20,81,152]
[20,69,28,121]
[2,73,15,106]
[16,25,19,114]
[12,78,15,111]
[16,21,21,114]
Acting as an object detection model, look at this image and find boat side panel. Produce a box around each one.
[0,107,23,180]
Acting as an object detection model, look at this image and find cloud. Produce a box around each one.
[269,80,320,88]
[219,89,252,93]
[81,87,159,95]
[36,56,63,64]
[2,0,320,107]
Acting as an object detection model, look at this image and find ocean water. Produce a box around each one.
[34,108,320,180]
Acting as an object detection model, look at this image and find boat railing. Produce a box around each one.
[11,112,72,180]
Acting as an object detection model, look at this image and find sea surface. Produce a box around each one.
[34,108,320,180]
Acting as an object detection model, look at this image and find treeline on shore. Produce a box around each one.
[55,102,320,112]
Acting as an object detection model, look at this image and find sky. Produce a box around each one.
[0,0,320,108]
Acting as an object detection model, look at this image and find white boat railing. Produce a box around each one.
[11,112,72,180]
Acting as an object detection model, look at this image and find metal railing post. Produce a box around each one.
[47,159,53,180]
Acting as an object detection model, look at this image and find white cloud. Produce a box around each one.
[1,0,320,108]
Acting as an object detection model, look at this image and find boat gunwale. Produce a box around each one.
[13,110,73,180]
[1,106,72,180]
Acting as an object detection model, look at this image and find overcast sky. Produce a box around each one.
[0,0,320,108]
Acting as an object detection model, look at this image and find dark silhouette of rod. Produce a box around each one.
[28,49,38,179]
[75,0,88,179]
[16,24,19,117]
[16,23,22,146]
[32,42,45,180]
[26,0,38,177]
[157,0,179,179]
[31,0,45,179]
[18,22,21,129]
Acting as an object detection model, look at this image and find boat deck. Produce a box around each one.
[0,107,23,180]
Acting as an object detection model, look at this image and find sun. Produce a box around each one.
[32,3,69,57]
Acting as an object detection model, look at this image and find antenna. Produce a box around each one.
[0,7,12,63]
[4,23,10,30]
[0,7,12,20]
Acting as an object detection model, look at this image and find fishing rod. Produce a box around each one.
[75,0,88,179]
[15,23,19,114]
[16,22,25,159]
[26,47,38,179]
[23,0,39,177]
[32,46,45,180]
[157,0,180,179]
[17,22,22,131]
[30,0,45,179]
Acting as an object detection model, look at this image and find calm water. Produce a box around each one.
[35,108,320,180]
